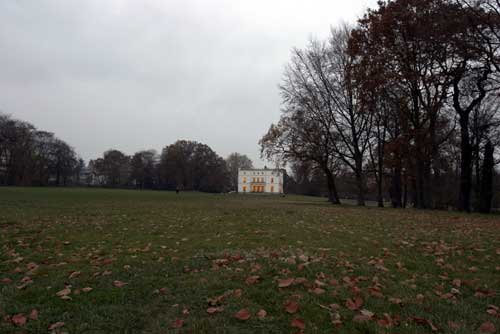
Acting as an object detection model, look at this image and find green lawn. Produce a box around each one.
[0,187,499,334]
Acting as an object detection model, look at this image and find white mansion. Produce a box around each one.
[238,168,284,194]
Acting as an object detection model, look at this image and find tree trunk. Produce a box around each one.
[478,141,494,213]
[376,140,385,208]
[415,158,426,208]
[390,167,402,208]
[355,172,366,206]
[324,168,340,204]
[377,178,384,207]
[403,172,408,209]
[458,115,472,212]
[354,156,366,206]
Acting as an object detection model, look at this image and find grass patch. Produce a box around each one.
[1,187,499,333]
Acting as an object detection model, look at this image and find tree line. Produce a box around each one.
[260,0,500,213]
[87,144,252,193]
[0,112,254,193]
[0,113,82,186]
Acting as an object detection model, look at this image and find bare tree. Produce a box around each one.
[226,153,253,191]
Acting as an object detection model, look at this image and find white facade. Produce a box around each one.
[238,168,284,194]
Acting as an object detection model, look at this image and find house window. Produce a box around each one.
[271,177,274,183]
[243,186,247,192]
[243,177,246,183]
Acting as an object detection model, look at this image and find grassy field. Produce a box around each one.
[0,187,499,334]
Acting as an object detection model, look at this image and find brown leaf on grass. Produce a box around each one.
[284,300,299,314]
[206,307,217,314]
[479,322,496,333]
[56,287,71,297]
[353,314,371,323]
[330,303,340,311]
[278,278,294,288]
[245,275,260,285]
[346,296,363,311]
[377,313,393,328]
[29,309,38,320]
[251,263,262,272]
[171,318,184,328]
[113,280,127,288]
[415,294,425,304]
[310,287,326,295]
[448,321,461,331]
[21,276,32,283]
[412,317,438,332]
[294,277,308,285]
[48,322,65,330]
[235,308,251,321]
[291,318,305,330]
[2,278,12,284]
[26,262,38,270]
[233,289,242,298]
[11,314,26,327]
[487,305,498,316]
[452,279,461,287]
[256,309,267,319]
[331,311,342,327]
[82,287,93,293]
[389,297,403,306]
[368,286,384,298]
[69,271,81,279]
[475,288,496,298]
[360,309,374,318]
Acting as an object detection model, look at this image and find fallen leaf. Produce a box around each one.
[206,307,218,314]
[412,317,438,332]
[113,280,127,288]
[346,296,363,311]
[278,278,294,288]
[389,297,403,306]
[82,287,93,293]
[257,309,267,319]
[284,300,299,314]
[448,321,461,331]
[171,318,184,328]
[291,318,305,330]
[235,308,251,321]
[29,309,38,320]
[2,278,12,284]
[48,322,65,330]
[56,287,71,297]
[353,314,371,323]
[360,309,374,318]
[377,313,393,328]
[486,305,498,316]
[245,275,260,285]
[479,322,496,333]
[68,271,81,279]
[11,314,26,327]
[311,287,326,295]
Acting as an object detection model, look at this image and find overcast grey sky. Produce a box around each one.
[0,0,378,166]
